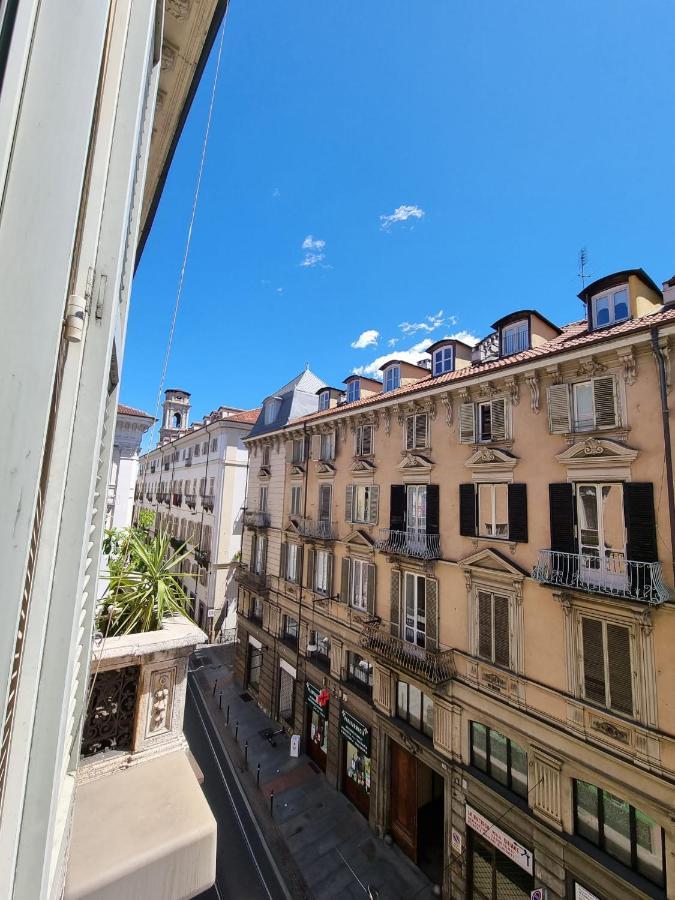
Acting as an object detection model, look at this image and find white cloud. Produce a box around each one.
[380,204,425,230]
[352,338,433,378]
[276,287,284,294]
[399,310,455,335]
[387,337,399,348]
[351,329,379,349]
[300,235,327,267]
[444,329,480,346]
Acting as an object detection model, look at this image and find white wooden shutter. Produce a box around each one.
[582,617,606,705]
[345,485,353,523]
[548,383,571,433]
[593,376,617,428]
[368,485,380,524]
[490,398,507,441]
[459,403,476,443]
[405,416,415,450]
[606,623,633,715]
[477,591,492,659]
[415,413,428,449]
[363,425,373,455]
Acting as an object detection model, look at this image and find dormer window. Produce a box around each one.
[264,397,281,424]
[501,319,529,356]
[383,365,400,393]
[347,380,361,403]
[432,346,454,376]
[592,286,629,329]
[318,390,330,411]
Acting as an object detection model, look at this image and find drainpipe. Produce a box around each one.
[296,423,310,682]
[651,327,675,585]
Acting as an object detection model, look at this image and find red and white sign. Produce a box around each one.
[574,885,600,900]
[466,804,533,875]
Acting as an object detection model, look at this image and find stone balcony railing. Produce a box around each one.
[243,509,271,528]
[201,494,214,512]
[173,493,182,506]
[295,517,337,541]
[360,622,455,685]
[185,493,196,509]
[235,564,270,597]
[65,616,216,900]
[375,528,441,560]
[532,549,670,606]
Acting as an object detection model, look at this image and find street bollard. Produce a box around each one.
[218,691,222,710]
[244,740,248,769]
[256,763,261,789]
[226,705,230,725]
[212,680,217,696]
[270,790,274,817]
[235,720,239,742]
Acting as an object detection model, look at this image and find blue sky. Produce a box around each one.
[124,0,675,428]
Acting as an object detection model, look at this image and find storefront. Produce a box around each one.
[305,682,328,771]
[340,709,371,818]
[278,659,296,728]
[466,804,534,900]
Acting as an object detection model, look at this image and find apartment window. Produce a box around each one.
[315,549,330,594]
[247,643,263,691]
[347,380,361,403]
[501,319,529,356]
[202,441,208,454]
[318,484,332,524]
[283,615,299,644]
[403,572,426,648]
[432,346,453,376]
[591,286,629,329]
[319,431,335,461]
[262,445,271,467]
[307,629,330,666]
[477,590,510,667]
[344,558,374,611]
[252,597,264,622]
[292,437,306,464]
[470,723,528,799]
[355,423,373,456]
[264,397,281,424]
[459,398,508,443]
[211,438,218,452]
[253,534,267,575]
[346,484,379,525]
[459,483,528,543]
[259,486,268,512]
[397,681,433,738]
[199,477,206,496]
[290,485,302,516]
[284,542,300,582]
[194,444,200,457]
[580,615,633,715]
[478,483,509,538]
[347,652,373,693]
[383,365,400,393]
[573,780,665,887]
[319,390,330,411]
[405,412,428,450]
[548,376,618,434]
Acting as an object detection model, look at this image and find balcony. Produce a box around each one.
[360,623,455,685]
[201,494,214,512]
[173,493,182,506]
[194,547,210,567]
[65,616,216,900]
[185,493,196,510]
[295,517,337,541]
[532,550,670,606]
[185,456,192,467]
[235,564,269,597]
[243,509,271,528]
[375,529,441,560]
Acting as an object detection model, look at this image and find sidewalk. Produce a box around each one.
[191,643,436,900]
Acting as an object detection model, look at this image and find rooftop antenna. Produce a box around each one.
[578,247,592,290]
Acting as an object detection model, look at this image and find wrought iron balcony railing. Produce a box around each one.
[295,518,337,541]
[375,528,441,560]
[235,564,269,596]
[194,547,210,567]
[243,509,271,528]
[360,623,454,684]
[202,494,215,512]
[185,493,196,510]
[532,549,670,606]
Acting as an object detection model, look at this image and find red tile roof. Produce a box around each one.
[224,408,261,425]
[293,308,675,426]
[118,403,154,419]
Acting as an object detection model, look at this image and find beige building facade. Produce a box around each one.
[236,269,675,900]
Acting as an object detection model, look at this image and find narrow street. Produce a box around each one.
[184,672,290,900]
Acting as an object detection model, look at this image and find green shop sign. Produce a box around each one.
[340,709,370,755]
[305,682,327,717]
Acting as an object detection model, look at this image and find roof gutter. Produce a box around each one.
[651,327,675,585]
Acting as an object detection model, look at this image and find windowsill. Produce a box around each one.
[345,678,374,702]
[306,653,331,673]
[566,832,665,900]
[393,716,434,751]
[463,764,530,814]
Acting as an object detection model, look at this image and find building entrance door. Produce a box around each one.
[390,742,418,860]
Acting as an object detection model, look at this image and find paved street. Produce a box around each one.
[184,673,291,900]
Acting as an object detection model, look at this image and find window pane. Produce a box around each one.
[471,723,488,772]
[510,741,528,798]
[595,296,610,327]
[495,483,508,537]
[601,790,632,867]
[478,484,493,537]
[612,288,629,321]
[397,681,408,718]
[635,810,664,886]
[573,381,594,431]
[408,685,422,730]
[488,730,509,787]
[575,780,600,845]
[422,693,434,738]
[479,403,492,441]
[601,484,625,558]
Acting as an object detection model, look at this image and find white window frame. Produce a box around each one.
[477,483,509,539]
[353,484,375,524]
[318,390,330,411]
[591,285,630,329]
[355,423,374,456]
[259,486,268,512]
[286,543,299,582]
[320,431,335,461]
[403,572,426,648]
[383,365,401,393]
[501,319,529,356]
[254,535,266,575]
[290,485,302,516]
[315,550,329,594]
[264,397,281,424]
[350,558,369,610]
[432,346,454,376]
[405,412,428,450]
[347,380,360,403]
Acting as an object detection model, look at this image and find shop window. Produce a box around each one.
[470,722,527,799]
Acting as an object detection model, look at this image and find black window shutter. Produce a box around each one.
[459,484,476,537]
[507,484,528,543]
[549,483,575,554]
[426,484,440,535]
[390,484,406,531]
[624,483,658,563]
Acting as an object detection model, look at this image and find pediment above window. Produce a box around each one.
[344,529,376,548]
[290,464,305,478]
[317,461,336,477]
[352,457,376,474]
[284,519,302,536]
[464,447,517,482]
[399,452,433,485]
[556,437,637,481]
[459,547,527,586]
[258,466,271,479]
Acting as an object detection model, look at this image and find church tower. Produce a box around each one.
[159,388,191,445]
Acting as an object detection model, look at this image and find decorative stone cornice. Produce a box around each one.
[576,355,606,377]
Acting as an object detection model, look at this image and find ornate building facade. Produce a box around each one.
[236,269,675,900]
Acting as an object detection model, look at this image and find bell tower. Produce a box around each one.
[159,389,191,445]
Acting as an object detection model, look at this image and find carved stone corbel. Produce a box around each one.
[632,608,653,636]
[504,377,519,406]
[525,372,540,413]
[617,347,637,385]
[546,364,562,385]
[372,411,380,431]
[458,387,470,404]
[383,407,391,435]
[428,397,437,421]
[441,392,453,426]
[478,381,497,399]
[576,356,606,377]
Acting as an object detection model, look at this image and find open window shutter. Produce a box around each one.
[582,617,606,705]
[459,403,475,443]
[493,596,510,667]
[390,569,401,637]
[366,564,376,616]
[593,376,617,429]
[426,484,440,535]
[490,398,507,441]
[326,553,334,596]
[340,558,350,603]
[364,425,373,455]
[345,485,353,523]
[507,484,528,543]
[607,624,633,715]
[250,534,257,569]
[415,414,428,449]
[262,536,268,574]
[297,545,304,583]
[549,483,576,554]
[425,578,438,651]
[280,542,287,580]
[305,547,315,589]
[369,485,380,524]
[624,483,658,562]
[390,485,406,531]
[547,383,571,434]
[459,484,476,537]
[319,484,331,522]
[477,591,492,659]
[406,416,415,450]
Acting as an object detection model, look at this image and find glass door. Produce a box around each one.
[577,484,627,591]
[406,485,427,553]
